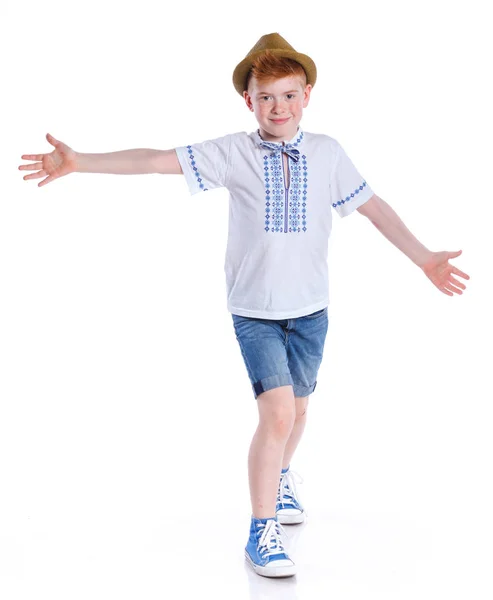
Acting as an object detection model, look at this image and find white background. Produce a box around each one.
[1,0,492,598]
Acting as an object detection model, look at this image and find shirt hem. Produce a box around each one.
[338,184,374,218]
[228,300,329,320]
[174,146,201,195]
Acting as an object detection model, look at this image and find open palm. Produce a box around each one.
[19,133,77,187]
[421,250,470,296]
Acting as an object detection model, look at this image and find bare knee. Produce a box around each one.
[257,385,296,439]
[264,409,296,439]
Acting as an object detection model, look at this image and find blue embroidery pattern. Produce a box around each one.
[263,130,306,233]
[264,152,284,232]
[186,145,208,192]
[301,155,308,231]
[288,154,304,232]
[332,181,368,209]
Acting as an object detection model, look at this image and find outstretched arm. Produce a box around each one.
[357,194,470,296]
[19,133,183,187]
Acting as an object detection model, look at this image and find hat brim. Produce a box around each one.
[232,49,317,96]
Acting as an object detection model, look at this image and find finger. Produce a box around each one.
[440,287,453,296]
[46,133,59,147]
[451,266,470,280]
[19,162,43,171]
[449,275,466,289]
[23,170,47,180]
[448,250,462,259]
[21,154,45,161]
[38,174,56,187]
[443,283,462,295]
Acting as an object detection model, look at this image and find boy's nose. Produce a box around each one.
[273,104,289,113]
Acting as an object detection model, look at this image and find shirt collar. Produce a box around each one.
[253,125,304,148]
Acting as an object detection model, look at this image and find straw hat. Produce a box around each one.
[232,32,317,96]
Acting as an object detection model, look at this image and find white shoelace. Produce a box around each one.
[278,470,304,505]
[257,519,288,558]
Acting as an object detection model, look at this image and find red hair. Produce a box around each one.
[246,49,307,93]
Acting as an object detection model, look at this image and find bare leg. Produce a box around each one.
[281,396,309,470]
[248,385,296,519]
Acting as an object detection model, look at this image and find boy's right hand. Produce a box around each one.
[19,133,77,187]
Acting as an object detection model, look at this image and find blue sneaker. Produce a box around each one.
[276,467,306,525]
[245,516,296,577]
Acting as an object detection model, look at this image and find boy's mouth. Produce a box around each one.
[271,117,290,124]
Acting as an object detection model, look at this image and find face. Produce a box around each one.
[243,75,312,142]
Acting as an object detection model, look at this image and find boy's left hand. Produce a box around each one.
[420,250,470,296]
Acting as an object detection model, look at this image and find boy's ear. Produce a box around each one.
[303,84,312,106]
[243,90,253,111]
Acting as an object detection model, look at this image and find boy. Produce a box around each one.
[19,32,470,579]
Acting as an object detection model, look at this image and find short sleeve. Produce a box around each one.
[329,140,374,217]
[174,134,232,196]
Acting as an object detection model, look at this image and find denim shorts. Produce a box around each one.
[231,307,329,400]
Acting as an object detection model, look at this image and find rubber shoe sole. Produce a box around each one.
[245,551,296,577]
[277,509,306,525]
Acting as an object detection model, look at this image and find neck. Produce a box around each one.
[258,125,299,143]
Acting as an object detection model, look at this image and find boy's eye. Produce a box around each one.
[261,94,295,101]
